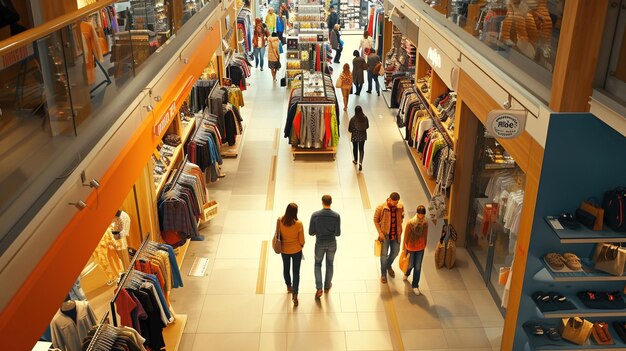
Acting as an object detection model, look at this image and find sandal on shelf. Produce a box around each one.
[592,322,614,345]
[532,291,550,303]
[547,292,567,302]
[544,253,565,271]
[562,253,582,271]
[531,325,545,336]
[545,328,562,341]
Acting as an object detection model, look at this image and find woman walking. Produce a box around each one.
[359,30,373,57]
[351,50,366,95]
[252,18,270,70]
[402,205,428,295]
[348,105,369,171]
[279,203,305,306]
[267,32,281,81]
[336,63,353,111]
[330,24,343,63]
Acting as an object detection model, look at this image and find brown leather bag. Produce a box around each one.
[580,200,604,230]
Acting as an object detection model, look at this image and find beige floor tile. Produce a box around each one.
[191,333,260,351]
[393,291,443,330]
[263,292,342,313]
[401,329,448,349]
[261,312,359,332]
[346,330,393,350]
[215,235,263,259]
[259,332,288,351]
[357,312,388,331]
[439,316,484,329]
[286,332,347,351]
[206,258,258,294]
[443,328,491,349]
[468,290,504,327]
[169,291,205,333]
[483,327,503,348]
[197,294,264,333]
[353,292,386,312]
[178,333,196,351]
[340,293,357,312]
[431,290,479,318]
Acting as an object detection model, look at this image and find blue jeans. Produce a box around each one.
[380,239,400,278]
[314,240,337,290]
[367,70,380,93]
[253,47,266,68]
[405,250,425,288]
[281,251,303,294]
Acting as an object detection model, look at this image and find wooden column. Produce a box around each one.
[549,0,609,112]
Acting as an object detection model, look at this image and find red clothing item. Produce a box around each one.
[115,288,137,328]
[404,220,428,252]
[294,110,302,140]
[323,107,331,147]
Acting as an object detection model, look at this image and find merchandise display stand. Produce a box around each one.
[284,4,328,85]
[291,146,337,160]
[511,114,626,350]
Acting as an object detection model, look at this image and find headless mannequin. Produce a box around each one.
[60,300,77,323]
[111,210,130,269]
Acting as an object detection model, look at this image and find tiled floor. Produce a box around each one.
[171,35,503,351]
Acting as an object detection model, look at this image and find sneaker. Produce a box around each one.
[315,289,323,299]
[413,288,421,295]
[380,276,387,284]
[324,282,332,293]
[358,163,362,171]
[403,275,408,281]
[387,267,396,278]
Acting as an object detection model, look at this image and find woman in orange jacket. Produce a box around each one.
[278,203,305,306]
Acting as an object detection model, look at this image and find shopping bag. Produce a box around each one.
[399,250,410,273]
[444,239,456,269]
[559,317,593,345]
[428,183,447,221]
[580,199,604,230]
[593,243,626,276]
[498,267,511,285]
[272,218,282,254]
[374,239,382,257]
[434,240,446,269]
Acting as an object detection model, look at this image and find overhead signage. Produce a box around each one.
[426,47,442,69]
[154,101,177,137]
[486,109,527,139]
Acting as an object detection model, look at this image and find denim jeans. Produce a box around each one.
[314,240,337,290]
[253,47,266,68]
[380,239,400,278]
[367,71,380,93]
[405,250,425,288]
[281,251,303,294]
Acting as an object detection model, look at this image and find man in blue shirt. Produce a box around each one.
[309,194,341,299]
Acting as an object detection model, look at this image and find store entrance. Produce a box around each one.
[465,117,525,306]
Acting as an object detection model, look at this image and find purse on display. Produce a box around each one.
[593,243,626,276]
[603,187,626,232]
[398,249,410,273]
[579,199,604,230]
[575,208,596,231]
[428,182,447,222]
[374,239,382,257]
[559,317,593,345]
[272,218,282,254]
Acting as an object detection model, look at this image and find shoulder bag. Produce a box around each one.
[399,249,410,273]
[593,243,626,276]
[560,317,593,345]
[272,218,282,254]
[579,198,604,230]
[374,239,382,257]
[603,187,626,232]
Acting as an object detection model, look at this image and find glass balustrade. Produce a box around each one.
[0,0,215,253]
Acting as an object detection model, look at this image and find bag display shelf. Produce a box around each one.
[523,318,626,350]
[545,217,626,244]
[526,293,626,319]
[533,256,626,282]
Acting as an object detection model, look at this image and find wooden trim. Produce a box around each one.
[0,0,116,56]
[549,0,609,112]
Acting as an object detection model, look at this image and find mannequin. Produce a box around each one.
[499,0,535,59]
[110,210,131,269]
[80,18,103,85]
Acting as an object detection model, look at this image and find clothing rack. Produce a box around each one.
[84,311,111,351]
[164,155,189,193]
[413,87,453,147]
[109,234,151,327]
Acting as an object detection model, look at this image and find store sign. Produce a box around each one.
[0,45,34,70]
[426,47,442,69]
[486,110,527,139]
[154,102,177,137]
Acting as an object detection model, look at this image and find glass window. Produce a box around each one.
[600,0,626,104]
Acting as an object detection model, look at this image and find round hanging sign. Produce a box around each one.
[486,109,527,139]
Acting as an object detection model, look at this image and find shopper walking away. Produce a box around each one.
[359,30,373,57]
[268,32,281,81]
[278,203,305,306]
[326,5,339,36]
[351,50,366,95]
[336,64,353,111]
[366,48,381,95]
[402,205,428,295]
[309,195,341,299]
[374,192,405,283]
[253,19,270,70]
[330,24,343,63]
[276,15,285,43]
[265,7,277,33]
[348,105,369,171]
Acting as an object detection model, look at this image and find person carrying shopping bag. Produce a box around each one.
[336,63,353,111]
[267,32,281,81]
[278,203,305,306]
[402,205,428,295]
[374,192,405,283]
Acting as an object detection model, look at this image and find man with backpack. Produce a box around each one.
[366,48,381,96]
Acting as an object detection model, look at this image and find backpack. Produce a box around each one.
[373,62,382,76]
[603,187,626,232]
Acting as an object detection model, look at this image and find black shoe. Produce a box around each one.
[358,163,362,171]
[355,93,360,96]
[366,91,371,94]
[377,91,380,96]
[261,67,264,71]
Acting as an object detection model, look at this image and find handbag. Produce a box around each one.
[593,243,626,276]
[559,317,593,345]
[335,77,342,88]
[580,199,604,230]
[428,182,447,221]
[575,208,596,230]
[373,62,382,76]
[603,187,626,232]
[374,239,382,257]
[434,240,446,269]
[399,249,410,273]
[280,77,286,87]
[445,239,456,269]
[271,218,282,254]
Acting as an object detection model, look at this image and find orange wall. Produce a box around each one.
[0,25,220,350]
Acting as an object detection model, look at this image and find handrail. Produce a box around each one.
[0,0,116,56]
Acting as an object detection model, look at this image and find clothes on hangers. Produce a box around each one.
[186,112,223,180]
[82,324,146,351]
[189,79,218,113]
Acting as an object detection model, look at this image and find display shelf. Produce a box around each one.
[174,239,190,268]
[163,314,188,351]
[407,147,437,196]
[155,143,183,194]
[412,85,454,148]
[291,146,336,160]
[545,217,626,244]
[534,256,626,282]
[523,319,626,350]
[221,123,246,158]
[531,294,626,319]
